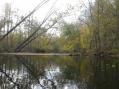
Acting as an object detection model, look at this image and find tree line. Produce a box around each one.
[0,0,119,54]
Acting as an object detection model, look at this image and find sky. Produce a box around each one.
[0,0,95,36]
[0,0,92,21]
[0,0,79,16]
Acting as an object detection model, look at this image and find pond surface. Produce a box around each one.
[0,55,119,89]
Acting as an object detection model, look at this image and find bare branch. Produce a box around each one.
[0,0,50,42]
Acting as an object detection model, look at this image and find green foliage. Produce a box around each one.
[1,0,119,53]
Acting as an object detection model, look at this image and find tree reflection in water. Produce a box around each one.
[0,55,119,89]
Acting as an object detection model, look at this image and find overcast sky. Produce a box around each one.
[0,0,94,21]
[0,0,95,36]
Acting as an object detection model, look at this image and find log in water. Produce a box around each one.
[0,53,70,56]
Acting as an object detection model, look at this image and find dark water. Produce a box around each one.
[0,55,119,89]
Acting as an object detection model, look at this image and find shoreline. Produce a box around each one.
[0,53,71,56]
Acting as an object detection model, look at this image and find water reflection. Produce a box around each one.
[0,55,119,89]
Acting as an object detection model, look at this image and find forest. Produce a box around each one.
[0,0,119,56]
[0,0,119,89]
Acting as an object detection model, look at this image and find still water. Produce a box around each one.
[0,55,119,89]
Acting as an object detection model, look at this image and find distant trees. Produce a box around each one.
[56,0,119,53]
[1,0,119,53]
[89,0,119,50]
[58,22,80,52]
[0,2,64,52]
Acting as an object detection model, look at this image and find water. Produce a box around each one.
[0,55,119,89]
